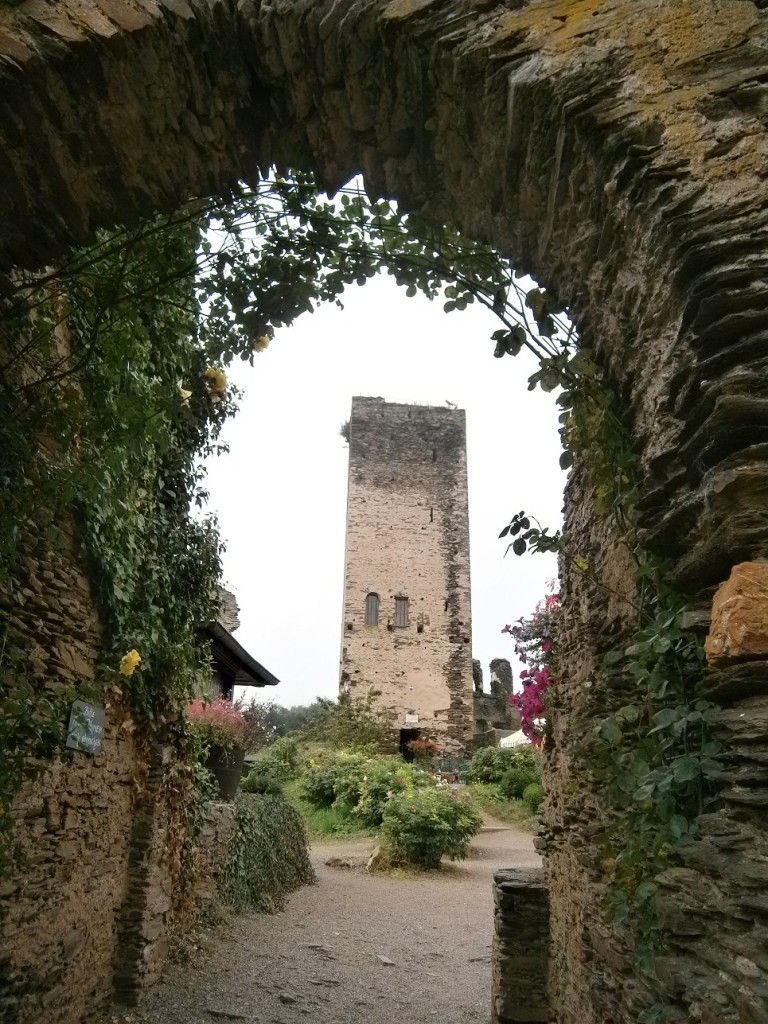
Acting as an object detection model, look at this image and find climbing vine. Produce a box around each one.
[497,329,721,1003]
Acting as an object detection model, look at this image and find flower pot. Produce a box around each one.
[206,745,245,801]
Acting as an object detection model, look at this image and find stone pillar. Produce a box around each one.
[492,867,550,1024]
[112,744,176,1006]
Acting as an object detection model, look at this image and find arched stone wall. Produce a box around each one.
[2,2,768,1022]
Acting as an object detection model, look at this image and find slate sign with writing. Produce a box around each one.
[66,699,105,755]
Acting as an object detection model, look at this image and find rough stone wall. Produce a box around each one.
[0,2,768,1022]
[188,802,237,914]
[112,744,178,1005]
[473,693,521,737]
[0,524,131,1024]
[492,867,550,1024]
[217,587,241,634]
[473,659,519,740]
[0,522,181,1024]
[340,397,473,752]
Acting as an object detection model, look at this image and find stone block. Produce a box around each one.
[492,867,549,1024]
[705,562,768,665]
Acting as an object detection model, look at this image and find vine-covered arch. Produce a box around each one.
[1,1,766,578]
[2,2,768,1023]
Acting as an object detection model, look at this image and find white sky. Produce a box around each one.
[203,271,565,708]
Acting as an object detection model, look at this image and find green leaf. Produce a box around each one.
[669,815,688,839]
[634,880,657,905]
[599,717,622,746]
[651,707,680,730]
[672,757,700,783]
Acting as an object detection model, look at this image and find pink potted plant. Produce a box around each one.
[187,697,247,800]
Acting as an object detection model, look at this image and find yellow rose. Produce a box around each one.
[178,381,192,405]
[120,649,141,677]
[253,335,270,353]
[203,367,227,396]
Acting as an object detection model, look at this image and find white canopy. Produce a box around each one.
[499,729,530,748]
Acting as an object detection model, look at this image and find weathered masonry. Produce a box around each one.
[340,397,474,753]
[2,1,768,1023]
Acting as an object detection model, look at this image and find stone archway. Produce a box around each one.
[1,2,768,1022]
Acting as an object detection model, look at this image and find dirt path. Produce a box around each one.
[123,822,539,1024]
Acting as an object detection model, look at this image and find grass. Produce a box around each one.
[466,783,540,830]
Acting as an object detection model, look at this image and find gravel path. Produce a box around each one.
[121,821,539,1024]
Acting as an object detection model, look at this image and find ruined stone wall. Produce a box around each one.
[340,398,473,752]
[0,526,179,1024]
[1,2,768,1022]
[492,867,550,1024]
[1,526,125,1023]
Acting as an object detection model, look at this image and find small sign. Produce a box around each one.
[66,699,105,755]
[404,713,419,725]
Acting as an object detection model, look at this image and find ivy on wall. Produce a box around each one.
[497,331,722,1009]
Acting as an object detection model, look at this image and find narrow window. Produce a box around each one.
[395,596,409,628]
[365,592,379,626]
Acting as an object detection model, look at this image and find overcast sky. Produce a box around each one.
[202,271,566,708]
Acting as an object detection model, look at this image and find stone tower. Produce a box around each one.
[339,397,474,753]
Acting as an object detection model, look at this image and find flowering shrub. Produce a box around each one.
[302,751,366,809]
[203,365,227,403]
[502,585,560,745]
[406,737,440,762]
[302,751,427,829]
[381,786,483,869]
[187,697,247,751]
[354,758,418,828]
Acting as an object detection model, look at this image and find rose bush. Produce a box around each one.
[405,737,439,762]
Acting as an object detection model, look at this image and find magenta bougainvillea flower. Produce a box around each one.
[502,585,560,746]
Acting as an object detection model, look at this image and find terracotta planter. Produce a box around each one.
[206,744,245,801]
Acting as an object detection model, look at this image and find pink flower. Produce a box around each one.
[187,697,246,749]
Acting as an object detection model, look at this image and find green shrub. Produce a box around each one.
[267,736,300,779]
[328,753,369,812]
[247,735,300,785]
[301,751,360,808]
[222,793,315,912]
[300,751,438,831]
[381,786,483,869]
[241,771,283,796]
[522,782,544,815]
[468,744,541,784]
[498,766,534,800]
